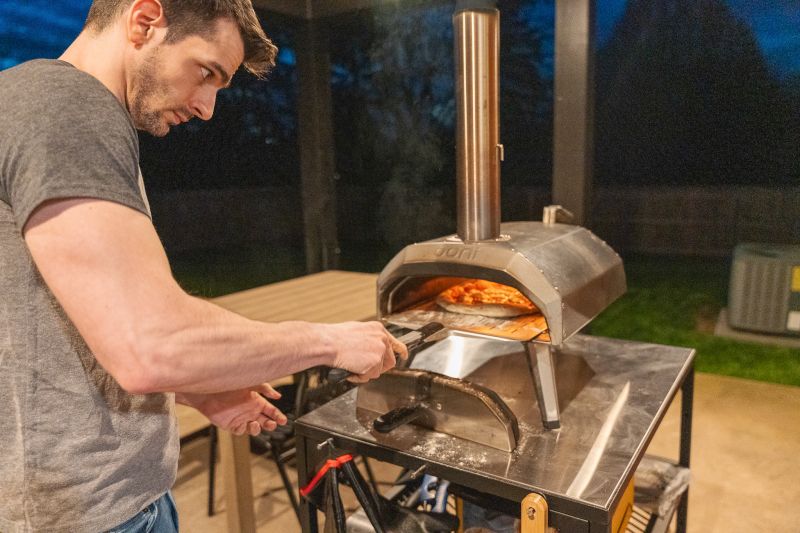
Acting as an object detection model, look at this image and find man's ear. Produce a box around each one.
[127,0,167,47]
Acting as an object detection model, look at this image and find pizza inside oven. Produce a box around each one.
[436,279,539,318]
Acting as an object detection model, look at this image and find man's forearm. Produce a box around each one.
[130,294,336,394]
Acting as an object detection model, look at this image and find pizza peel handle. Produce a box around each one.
[327,322,446,384]
[373,403,426,433]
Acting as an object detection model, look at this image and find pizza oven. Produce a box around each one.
[372,1,625,430]
[376,217,626,429]
[377,220,626,348]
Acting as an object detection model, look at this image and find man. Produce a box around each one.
[0,1,406,531]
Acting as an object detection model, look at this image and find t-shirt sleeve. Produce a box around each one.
[1,68,149,231]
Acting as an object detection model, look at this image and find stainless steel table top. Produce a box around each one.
[297,334,694,512]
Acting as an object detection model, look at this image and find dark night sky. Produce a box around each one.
[1,0,798,78]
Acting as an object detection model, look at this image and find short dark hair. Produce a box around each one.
[85,0,277,78]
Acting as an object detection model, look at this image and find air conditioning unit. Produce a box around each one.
[727,243,800,337]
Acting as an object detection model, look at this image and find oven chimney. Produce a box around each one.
[454,0,501,242]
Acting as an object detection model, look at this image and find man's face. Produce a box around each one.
[129,17,244,137]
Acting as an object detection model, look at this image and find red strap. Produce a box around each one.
[299,454,354,497]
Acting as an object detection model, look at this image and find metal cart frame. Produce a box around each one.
[296,340,694,533]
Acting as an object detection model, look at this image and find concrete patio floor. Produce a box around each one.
[172,372,800,533]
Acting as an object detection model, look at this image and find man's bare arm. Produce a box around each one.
[23,198,405,394]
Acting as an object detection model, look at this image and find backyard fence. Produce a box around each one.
[149,185,799,258]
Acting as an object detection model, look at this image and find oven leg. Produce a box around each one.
[296,433,319,533]
[526,343,561,429]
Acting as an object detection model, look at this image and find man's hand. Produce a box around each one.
[325,321,408,384]
[177,383,288,436]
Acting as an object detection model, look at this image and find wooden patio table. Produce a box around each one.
[210,270,379,533]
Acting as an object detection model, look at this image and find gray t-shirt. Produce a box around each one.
[0,60,178,533]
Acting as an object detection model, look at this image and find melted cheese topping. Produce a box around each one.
[436,279,537,315]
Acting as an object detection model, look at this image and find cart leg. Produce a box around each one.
[296,434,319,533]
[360,456,380,495]
[270,445,301,523]
[526,343,561,429]
[676,365,694,533]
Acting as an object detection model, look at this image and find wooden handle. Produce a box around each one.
[520,493,548,533]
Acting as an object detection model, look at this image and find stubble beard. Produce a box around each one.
[130,48,170,137]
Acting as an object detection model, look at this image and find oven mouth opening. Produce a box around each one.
[381,275,550,343]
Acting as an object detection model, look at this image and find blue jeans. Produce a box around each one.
[106,492,179,533]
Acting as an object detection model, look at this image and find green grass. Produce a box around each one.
[167,241,396,298]
[592,256,800,387]
[169,245,800,387]
[168,245,307,298]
